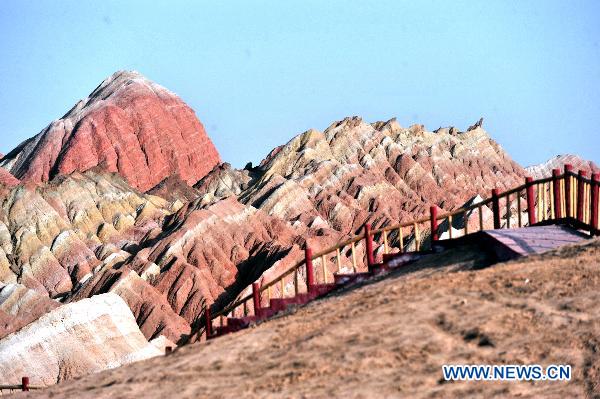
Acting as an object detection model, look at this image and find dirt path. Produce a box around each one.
[22,239,600,398]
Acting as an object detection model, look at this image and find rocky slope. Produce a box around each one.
[0,168,314,346]
[0,170,197,344]
[0,170,173,298]
[0,113,531,347]
[0,293,166,385]
[26,238,600,398]
[526,154,599,179]
[0,283,59,339]
[0,71,221,191]
[249,117,525,229]
[195,117,526,236]
[0,167,19,187]
[186,117,527,293]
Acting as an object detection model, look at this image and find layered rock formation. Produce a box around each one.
[0,71,221,191]
[173,117,528,307]
[0,283,59,339]
[71,194,306,342]
[0,167,19,187]
[0,70,571,386]
[526,154,599,179]
[0,170,198,344]
[192,117,526,256]
[0,293,164,385]
[0,112,532,350]
[0,168,310,345]
[244,117,525,232]
[0,170,173,297]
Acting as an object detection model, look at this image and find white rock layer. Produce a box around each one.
[0,293,162,385]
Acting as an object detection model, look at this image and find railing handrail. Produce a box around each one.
[310,233,366,259]
[208,167,599,324]
[371,197,496,235]
[0,384,44,390]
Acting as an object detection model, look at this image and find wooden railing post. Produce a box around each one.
[565,164,573,217]
[364,224,375,268]
[305,247,315,292]
[21,377,29,392]
[552,169,562,219]
[429,206,438,245]
[591,173,599,233]
[252,282,261,317]
[204,306,212,338]
[577,170,587,222]
[526,177,536,226]
[492,189,501,229]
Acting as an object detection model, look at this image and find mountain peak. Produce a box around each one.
[526,154,599,179]
[1,72,221,191]
[61,70,174,120]
[91,70,163,96]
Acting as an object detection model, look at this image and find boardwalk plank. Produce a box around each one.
[482,225,588,258]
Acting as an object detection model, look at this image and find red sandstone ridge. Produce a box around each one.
[0,167,19,187]
[0,71,221,191]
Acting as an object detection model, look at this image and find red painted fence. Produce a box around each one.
[0,376,45,393]
[203,165,599,338]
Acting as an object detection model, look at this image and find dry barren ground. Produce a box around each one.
[17,238,600,398]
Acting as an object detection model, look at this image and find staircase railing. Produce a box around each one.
[204,164,599,336]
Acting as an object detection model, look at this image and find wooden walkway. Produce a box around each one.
[210,224,590,338]
[475,225,588,261]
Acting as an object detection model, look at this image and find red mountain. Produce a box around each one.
[0,71,220,191]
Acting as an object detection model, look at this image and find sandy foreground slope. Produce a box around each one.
[20,238,600,398]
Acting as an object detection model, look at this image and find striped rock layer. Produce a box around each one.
[0,70,220,191]
[525,154,599,179]
[0,168,19,187]
[0,293,165,385]
[0,113,532,348]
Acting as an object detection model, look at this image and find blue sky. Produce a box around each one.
[1,1,599,168]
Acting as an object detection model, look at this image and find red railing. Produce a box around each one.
[0,377,44,394]
[204,164,599,336]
